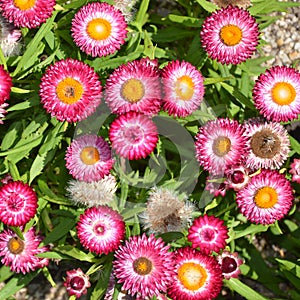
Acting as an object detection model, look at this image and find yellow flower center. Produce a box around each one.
[133,257,153,275]
[56,77,84,105]
[271,82,296,106]
[8,237,24,255]
[220,24,243,46]
[212,136,231,157]
[121,78,145,103]
[178,262,207,291]
[254,186,278,209]
[80,146,100,165]
[14,0,35,10]
[87,18,112,41]
[175,75,195,101]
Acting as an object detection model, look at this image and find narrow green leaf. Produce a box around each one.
[11,87,32,94]
[134,0,150,30]
[204,77,232,85]
[168,14,203,27]
[228,224,269,241]
[56,245,98,263]
[6,96,40,112]
[0,265,13,282]
[290,135,300,154]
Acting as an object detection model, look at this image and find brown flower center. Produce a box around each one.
[80,146,100,165]
[133,257,153,275]
[212,136,231,157]
[8,236,24,255]
[56,77,84,105]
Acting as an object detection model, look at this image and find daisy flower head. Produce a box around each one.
[236,169,294,224]
[188,215,228,255]
[200,6,259,65]
[161,60,205,117]
[105,59,161,116]
[244,120,290,170]
[109,111,159,160]
[71,2,127,57]
[217,250,243,280]
[39,58,102,123]
[0,65,12,104]
[65,134,114,183]
[253,66,300,122]
[0,181,38,226]
[195,118,248,175]
[64,268,91,299]
[77,205,125,255]
[290,158,300,184]
[167,247,223,300]
[113,233,175,299]
[0,227,49,274]
[0,0,55,29]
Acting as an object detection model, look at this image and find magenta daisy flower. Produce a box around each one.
[39,58,102,122]
[0,181,38,226]
[188,215,228,255]
[217,250,243,280]
[65,134,114,183]
[0,227,49,274]
[167,247,223,300]
[0,0,55,29]
[253,66,300,122]
[290,158,300,184]
[244,120,290,170]
[0,65,12,104]
[236,169,294,224]
[64,268,91,299]
[195,118,248,175]
[200,6,259,65]
[77,206,125,255]
[71,2,127,57]
[109,112,159,160]
[161,60,205,117]
[113,233,175,299]
[105,59,161,116]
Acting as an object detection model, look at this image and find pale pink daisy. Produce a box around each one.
[0,65,12,104]
[290,158,300,184]
[217,250,244,280]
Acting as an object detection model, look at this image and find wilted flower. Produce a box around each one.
[64,268,91,298]
[217,250,244,279]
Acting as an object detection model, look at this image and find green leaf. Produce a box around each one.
[152,27,195,43]
[228,223,269,241]
[55,245,98,263]
[204,76,232,85]
[195,0,217,12]
[290,136,300,154]
[0,265,13,282]
[167,14,203,27]
[134,0,150,31]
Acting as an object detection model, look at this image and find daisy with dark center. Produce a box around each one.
[0,227,49,274]
[0,0,55,29]
[161,60,205,117]
[195,118,248,175]
[77,206,125,255]
[113,233,175,299]
[64,268,91,299]
[244,120,290,170]
[65,134,114,183]
[105,59,161,116]
[109,111,159,160]
[188,215,228,255]
[200,6,259,65]
[0,65,12,104]
[236,169,294,224]
[71,2,127,57]
[253,66,300,122]
[217,250,243,280]
[167,247,223,300]
[290,158,300,184]
[0,181,38,226]
[39,58,102,122]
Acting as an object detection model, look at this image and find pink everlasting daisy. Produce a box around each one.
[188,215,228,254]
[0,181,38,226]
[109,112,159,160]
[236,169,294,224]
[200,6,259,65]
[64,268,91,299]
[161,60,205,117]
[253,66,300,122]
[217,250,243,280]
[195,118,248,175]
[113,233,175,299]
[290,158,300,184]
[0,0,55,29]
[39,58,102,122]
[0,65,12,104]
[71,2,127,57]
[65,134,114,183]
[77,206,125,255]
[105,59,161,116]
[167,247,223,300]
[0,227,49,274]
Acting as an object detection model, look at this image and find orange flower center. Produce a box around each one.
[254,186,278,209]
[175,75,195,101]
[8,236,24,255]
[178,262,207,291]
[271,82,296,106]
[56,77,84,105]
[220,24,243,46]
[14,0,35,10]
[87,18,112,41]
[133,257,153,275]
[80,146,100,165]
[212,136,231,157]
[121,78,145,103]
